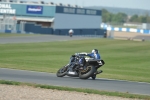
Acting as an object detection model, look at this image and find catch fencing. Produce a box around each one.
[0,14,25,33]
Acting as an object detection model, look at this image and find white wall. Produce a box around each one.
[54,13,101,29]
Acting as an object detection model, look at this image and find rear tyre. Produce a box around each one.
[56,66,68,77]
[79,66,96,79]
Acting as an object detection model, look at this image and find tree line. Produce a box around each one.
[102,9,150,23]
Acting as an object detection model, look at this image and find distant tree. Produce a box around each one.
[102,9,112,23]
[102,9,150,23]
[141,16,147,23]
[147,16,150,23]
[129,14,150,23]
[116,12,128,23]
[102,9,127,23]
[129,14,138,22]
[145,13,150,23]
[111,12,127,23]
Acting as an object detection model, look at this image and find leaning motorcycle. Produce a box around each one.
[56,53,105,79]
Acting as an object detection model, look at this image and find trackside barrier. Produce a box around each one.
[1,23,107,38]
[23,23,107,37]
[101,24,150,34]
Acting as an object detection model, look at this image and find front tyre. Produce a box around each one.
[56,66,68,77]
[79,66,96,79]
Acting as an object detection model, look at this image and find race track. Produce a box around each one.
[0,68,150,95]
[0,35,150,96]
[0,35,94,44]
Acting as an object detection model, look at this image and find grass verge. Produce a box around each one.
[0,38,150,83]
[0,80,150,100]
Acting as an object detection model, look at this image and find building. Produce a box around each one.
[0,0,106,36]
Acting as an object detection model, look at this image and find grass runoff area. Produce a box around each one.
[0,33,150,99]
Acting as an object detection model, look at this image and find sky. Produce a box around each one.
[35,0,150,10]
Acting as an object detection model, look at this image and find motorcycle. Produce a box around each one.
[69,33,73,37]
[56,53,105,79]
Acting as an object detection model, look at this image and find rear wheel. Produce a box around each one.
[79,66,96,79]
[56,66,68,77]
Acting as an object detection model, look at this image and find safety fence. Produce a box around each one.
[0,15,26,33]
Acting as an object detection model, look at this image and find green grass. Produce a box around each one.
[0,80,150,100]
[0,38,150,83]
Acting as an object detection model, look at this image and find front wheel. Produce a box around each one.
[79,66,96,79]
[56,66,68,77]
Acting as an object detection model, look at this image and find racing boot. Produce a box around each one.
[91,74,96,80]
[94,70,103,74]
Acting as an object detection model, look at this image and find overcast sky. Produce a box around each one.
[40,0,150,10]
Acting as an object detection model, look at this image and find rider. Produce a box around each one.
[68,29,74,37]
[86,49,103,79]
[86,49,101,60]
[68,49,102,73]
[76,49,101,70]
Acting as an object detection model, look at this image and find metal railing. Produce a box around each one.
[0,14,17,31]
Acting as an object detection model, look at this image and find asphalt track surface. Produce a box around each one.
[0,35,150,95]
[0,68,150,95]
[0,35,94,44]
